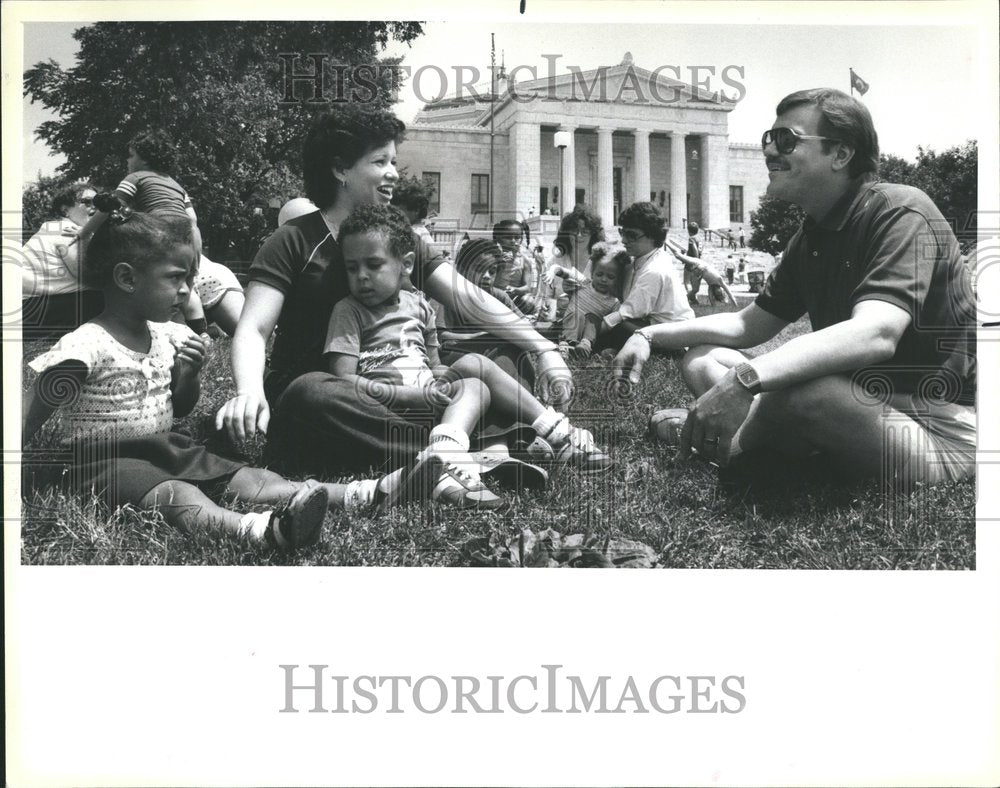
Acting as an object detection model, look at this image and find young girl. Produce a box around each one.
[434,238,535,390]
[547,242,628,359]
[326,205,613,510]
[22,200,422,551]
[492,220,539,315]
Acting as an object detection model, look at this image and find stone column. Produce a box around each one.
[596,127,615,229]
[701,133,730,230]
[633,129,651,205]
[559,125,577,215]
[508,122,541,222]
[669,130,687,228]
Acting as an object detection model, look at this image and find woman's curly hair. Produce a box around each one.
[553,204,606,258]
[303,106,406,210]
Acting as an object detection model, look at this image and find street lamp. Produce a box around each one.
[553,130,571,216]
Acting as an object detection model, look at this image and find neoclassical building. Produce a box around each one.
[398,53,769,235]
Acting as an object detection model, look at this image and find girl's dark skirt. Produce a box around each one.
[66,432,246,506]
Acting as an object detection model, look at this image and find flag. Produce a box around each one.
[850,68,870,96]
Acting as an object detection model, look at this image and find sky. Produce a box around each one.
[22,20,981,182]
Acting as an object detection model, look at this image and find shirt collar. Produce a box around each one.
[631,247,658,268]
[809,172,879,231]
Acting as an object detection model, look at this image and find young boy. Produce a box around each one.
[324,204,613,509]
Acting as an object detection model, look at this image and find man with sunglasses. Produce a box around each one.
[614,88,976,485]
[21,182,105,339]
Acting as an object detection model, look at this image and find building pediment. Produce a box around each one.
[414,53,733,127]
[509,60,727,109]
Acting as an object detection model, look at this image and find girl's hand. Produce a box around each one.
[543,264,562,286]
[571,338,593,360]
[174,334,207,371]
[215,391,271,441]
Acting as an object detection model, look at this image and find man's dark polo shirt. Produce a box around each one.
[756,173,976,407]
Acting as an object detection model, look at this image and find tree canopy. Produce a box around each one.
[24,21,423,258]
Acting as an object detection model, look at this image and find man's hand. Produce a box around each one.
[215,391,271,442]
[612,333,652,385]
[535,349,574,409]
[680,367,754,466]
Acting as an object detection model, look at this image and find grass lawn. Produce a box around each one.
[19,307,975,568]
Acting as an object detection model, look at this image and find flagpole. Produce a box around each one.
[489,33,495,225]
[849,68,854,97]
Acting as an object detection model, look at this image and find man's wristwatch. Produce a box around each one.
[734,362,762,395]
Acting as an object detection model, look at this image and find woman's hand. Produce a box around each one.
[215,391,271,442]
[535,349,574,408]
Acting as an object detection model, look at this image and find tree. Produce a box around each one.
[876,153,916,187]
[24,21,423,259]
[911,141,977,232]
[748,196,805,256]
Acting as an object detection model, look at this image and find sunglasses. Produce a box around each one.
[80,196,95,206]
[761,127,842,155]
[618,228,646,242]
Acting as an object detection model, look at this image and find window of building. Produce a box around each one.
[729,185,744,223]
[471,174,490,215]
[575,188,585,206]
[422,172,441,216]
[539,187,549,213]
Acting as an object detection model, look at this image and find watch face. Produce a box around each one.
[737,363,760,391]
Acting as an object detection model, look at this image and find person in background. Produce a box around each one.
[547,241,628,360]
[434,238,535,390]
[492,219,539,314]
[278,197,318,227]
[682,221,704,306]
[391,179,433,243]
[21,182,103,338]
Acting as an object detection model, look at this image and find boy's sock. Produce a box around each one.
[238,511,279,546]
[344,478,379,512]
[425,424,504,508]
[531,406,595,452]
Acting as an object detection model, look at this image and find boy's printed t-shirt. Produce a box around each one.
[325,289,439,388]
